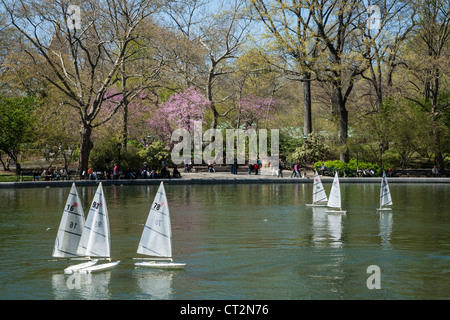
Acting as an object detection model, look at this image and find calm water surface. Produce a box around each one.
[0,182,449,300]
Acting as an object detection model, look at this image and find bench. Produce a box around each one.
[192,166,209,173]
[191,165,253,173]
[322,167,366,177]
[393,169,449,177]
[18,169,72,181]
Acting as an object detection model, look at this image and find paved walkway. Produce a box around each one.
[1,168,450,188]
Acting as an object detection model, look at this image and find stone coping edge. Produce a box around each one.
[1,177,450,189]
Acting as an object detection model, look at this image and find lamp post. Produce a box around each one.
[302,134,308,178]
[117,142,122,179]
[145,133,151,147]
[379,142,383,177]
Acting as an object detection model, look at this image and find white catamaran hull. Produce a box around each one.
[79,261,121,274]
[305,203,327,207]
[64,259,99,274]
[326,209,347,214]
[135,261,186,270]
[376,206,393,211]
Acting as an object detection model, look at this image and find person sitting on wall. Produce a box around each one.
[388,167,394,177]
[173,166,181,178]
[161,166,169,178]
[320,163,326,175]
[432,165,440,176]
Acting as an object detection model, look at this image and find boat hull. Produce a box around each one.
[326,209,347,214]
[376,207,393,211]
[64,259,99,274]
[79,261,120,274]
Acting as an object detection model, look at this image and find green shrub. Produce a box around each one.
[138,141,171,169]
[287,132,330,163]
[89,139,145,171]
[314,159,381,176]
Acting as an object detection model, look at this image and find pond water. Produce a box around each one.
[0,182,449,300]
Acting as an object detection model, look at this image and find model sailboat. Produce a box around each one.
[64,182,120,274]
[306,171,328,206]
[326,172,346,214]
[377,171,393,211]
[135,182,185,269]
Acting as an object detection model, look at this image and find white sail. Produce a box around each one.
[327,172,341,209]
[77,183,111,258]
[137,182,172,258]
[53,183,85,258]
[379,171,393,208]
[313,171,328,203]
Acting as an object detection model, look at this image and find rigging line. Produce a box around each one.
[143,225,170,238]
[82,226,107,238]
[138,244,166,257]
[313,189,325,195]
[63,209,84,217]
[380,191,391,199]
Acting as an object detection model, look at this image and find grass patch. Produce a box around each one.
[0,172,34,182]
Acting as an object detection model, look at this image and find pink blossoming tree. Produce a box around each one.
[237,95,277,128]
[147,87,210,143]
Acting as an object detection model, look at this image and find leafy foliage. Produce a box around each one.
[89,139,144,171]
[313,159,381,177]
[287,132,330,164]
[139,141,171,169]
[0,95,37,171]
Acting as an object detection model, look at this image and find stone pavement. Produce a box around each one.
[1,168,450,188]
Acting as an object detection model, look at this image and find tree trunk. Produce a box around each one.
[0,153,10,171]
[303,73,312,136]
[79,123,93,175]
[339,108,349,163]
[206,69,218,130]
[121,63,128,149]
[432,119,445,170]
[122,100,128,149]
[334,88,349,163]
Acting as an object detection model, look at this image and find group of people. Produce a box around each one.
[79,162,182,181]
[33,167,68,181]
[248,160,262,175]
[139,164,180,179]
[289,162,304,178]
[356,166,376,177]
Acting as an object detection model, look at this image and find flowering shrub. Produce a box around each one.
[238,95,277,128]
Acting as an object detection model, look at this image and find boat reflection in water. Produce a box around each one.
[311,207,343,248]
[51,271,113,299]
[379,211,393,248]
[134,269,174,299]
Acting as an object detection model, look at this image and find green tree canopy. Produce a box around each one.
[0,95,37,172]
